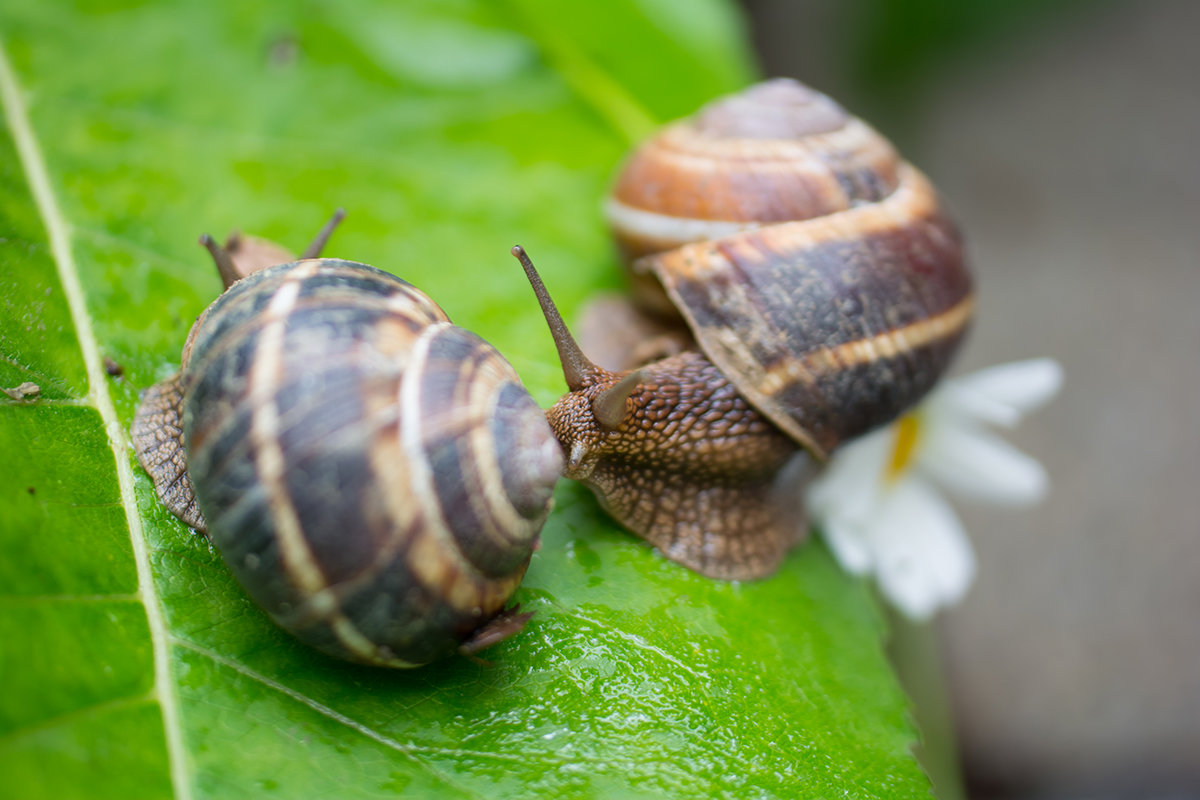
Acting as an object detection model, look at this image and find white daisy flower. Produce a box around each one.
[806,359,1064,620]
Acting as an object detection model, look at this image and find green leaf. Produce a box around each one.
[0,2,931,797]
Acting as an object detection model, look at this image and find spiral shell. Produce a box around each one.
[134,257,562,667]
[605,78,973,458]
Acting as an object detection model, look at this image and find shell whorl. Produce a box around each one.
[604,78,973,458]
[606,78,901,263]
[180,258,561,666]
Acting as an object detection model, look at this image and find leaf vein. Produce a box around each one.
[0,691,156,747]
[170,639,492,799]
[0,592,141,606]
[0,351,52,381]
[570,609,710,684]
[0,39,192,800]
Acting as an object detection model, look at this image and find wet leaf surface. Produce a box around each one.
[0,2,929,797]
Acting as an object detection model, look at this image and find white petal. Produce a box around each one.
[869,480,976,620]
[806,426,892,523]
[926,381,1023,429]
[821,514,874,575]
[920,424,1048,505]
[948,359,1064,424]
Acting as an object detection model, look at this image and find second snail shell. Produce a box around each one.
[603,78,973,458]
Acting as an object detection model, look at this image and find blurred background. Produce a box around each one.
[740,0,1199,797]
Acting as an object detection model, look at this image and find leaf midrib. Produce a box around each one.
[0,38,192,800]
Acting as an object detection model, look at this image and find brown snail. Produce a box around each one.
[132,215,562,667]
[516,78,973,581]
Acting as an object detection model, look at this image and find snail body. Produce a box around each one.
[133,226,561,667]
[520,79,973,581]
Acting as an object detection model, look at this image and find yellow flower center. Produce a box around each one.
[885,413,922,483]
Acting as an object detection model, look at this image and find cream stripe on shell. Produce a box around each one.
[398,324,525,618]
[607,162,937,261]
[248,261,413,667]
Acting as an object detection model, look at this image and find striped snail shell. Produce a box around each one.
[133,224,562,667]
[519,78,973,581]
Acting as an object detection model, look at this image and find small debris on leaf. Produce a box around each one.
[267,32,300,68]
[2,382,40,400]
[103,357,125,378]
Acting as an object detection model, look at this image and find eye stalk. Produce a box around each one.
[511,245,598,392]
[512,245,648,432]
[202,208,347,289]
[591,370,644,430]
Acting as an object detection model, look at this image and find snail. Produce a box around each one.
[132,214,563,667]
[515,78,973,581]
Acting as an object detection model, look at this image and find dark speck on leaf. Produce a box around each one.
[104,356,125,378]
[267,33,300,67]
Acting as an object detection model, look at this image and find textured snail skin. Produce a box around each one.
[543,79,973,581]
[546,352,803,580]
[133,258,561,667]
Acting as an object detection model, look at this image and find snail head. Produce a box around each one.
[511,245,647,478]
